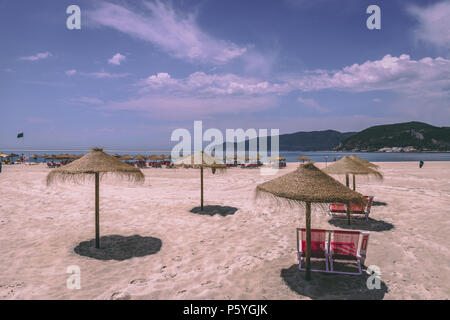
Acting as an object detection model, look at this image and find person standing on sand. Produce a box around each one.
[0,159,2,173]
[419,160,424,168]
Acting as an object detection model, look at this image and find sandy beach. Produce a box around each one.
[0,161,449,300]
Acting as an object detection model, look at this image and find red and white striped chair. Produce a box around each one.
[329,230,370,275]
[329,196,374,222]
[297,228,330,273]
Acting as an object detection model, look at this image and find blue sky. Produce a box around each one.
[0,0,449,150]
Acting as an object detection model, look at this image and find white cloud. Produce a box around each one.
[70,97,104,105]
[141,71,290,95]
[297,97,328,113]
[100,94,277,120]
[408,1,450,50]
[88,1,246,64]
[108,53,126,65]
[86,71,129,79]
[65,69,77,76]
[20,52,52,61]
[289,54,450,98]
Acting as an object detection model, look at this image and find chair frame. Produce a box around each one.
[296,228,370,276]
[328,231,370,275]
[329,196,374,222]
[296,228,331,273]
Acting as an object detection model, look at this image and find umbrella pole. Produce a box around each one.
[353,174,356,191]
[200,165,204,211]
[305,202,311,281]
[346,201,351,225]
[95,172,100,248]
[345,173,349,187]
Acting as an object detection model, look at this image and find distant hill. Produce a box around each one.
[221,130,356,152]
[335,121,450,152]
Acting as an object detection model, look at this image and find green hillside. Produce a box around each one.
[335,121,450,152]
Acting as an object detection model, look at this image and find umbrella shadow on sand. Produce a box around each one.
[74,235,162,261]
[373,201,388,206]
[190,205,238,216]
[281,264,388,299]
[328,217,394,232]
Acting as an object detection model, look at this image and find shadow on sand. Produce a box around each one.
[74,235,162,261]
[373,201,388,206]
[190,205,238,217]
[281,264,388,300]
[328,217,394,232]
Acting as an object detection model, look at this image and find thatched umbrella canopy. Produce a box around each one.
[297,155,311,163]
[47,147,144,249]
[111,153,121,158]
[9,153,19,157]
[119,154,133,161]
[256,163,365,280]
[349,155,379,169]
[55,153,71,160]
[323,156,383,191]
[174,151,226,210]
[134,154,147,161]
[148,154,161,161]
[268,155,286,162]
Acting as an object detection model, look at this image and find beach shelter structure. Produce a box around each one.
[46,148,144,248]
[148,154,162,161]
[297,155,311,163]
[256,163,365,280]
[111,153,121,158]
[174,151,226,210]
[119,155,133,161]
[349,155,379,169]
[323,156,383,191]
[134,154,147,161]
[268,155,286,162]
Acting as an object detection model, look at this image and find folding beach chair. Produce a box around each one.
[329,196,374,222]
[329,230,370,275]
[297,228,330,272]
[349,196,374,222]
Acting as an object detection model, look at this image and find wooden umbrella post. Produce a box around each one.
[353,174,356,191]
[346,201,351,225]
[305,202,312,281]
[200,165,204,211]
[345,173,349,187]
[95,172,100,248]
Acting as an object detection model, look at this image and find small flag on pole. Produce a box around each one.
[17,132,24,139]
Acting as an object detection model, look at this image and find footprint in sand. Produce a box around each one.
[110,291,131,300]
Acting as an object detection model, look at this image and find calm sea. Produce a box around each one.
[2,150,450,163]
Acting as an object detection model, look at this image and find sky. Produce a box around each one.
[0,0,449,150]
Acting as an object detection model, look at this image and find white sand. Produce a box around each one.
[0,162,449,299]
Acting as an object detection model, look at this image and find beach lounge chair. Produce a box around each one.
[297,228,330,273]
[329,196,374,222]
[328,230,370,275]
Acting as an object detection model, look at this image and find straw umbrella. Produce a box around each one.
[148,154,161,161]
[297,155,311,163]
[268,155,286,162]
[349,155,379,169]
[174,151,226,210]
[256,163,365,280]
[47,148,144,249]
[323,156,383,191]
[119,154,133,161]
[134,154,147,161]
